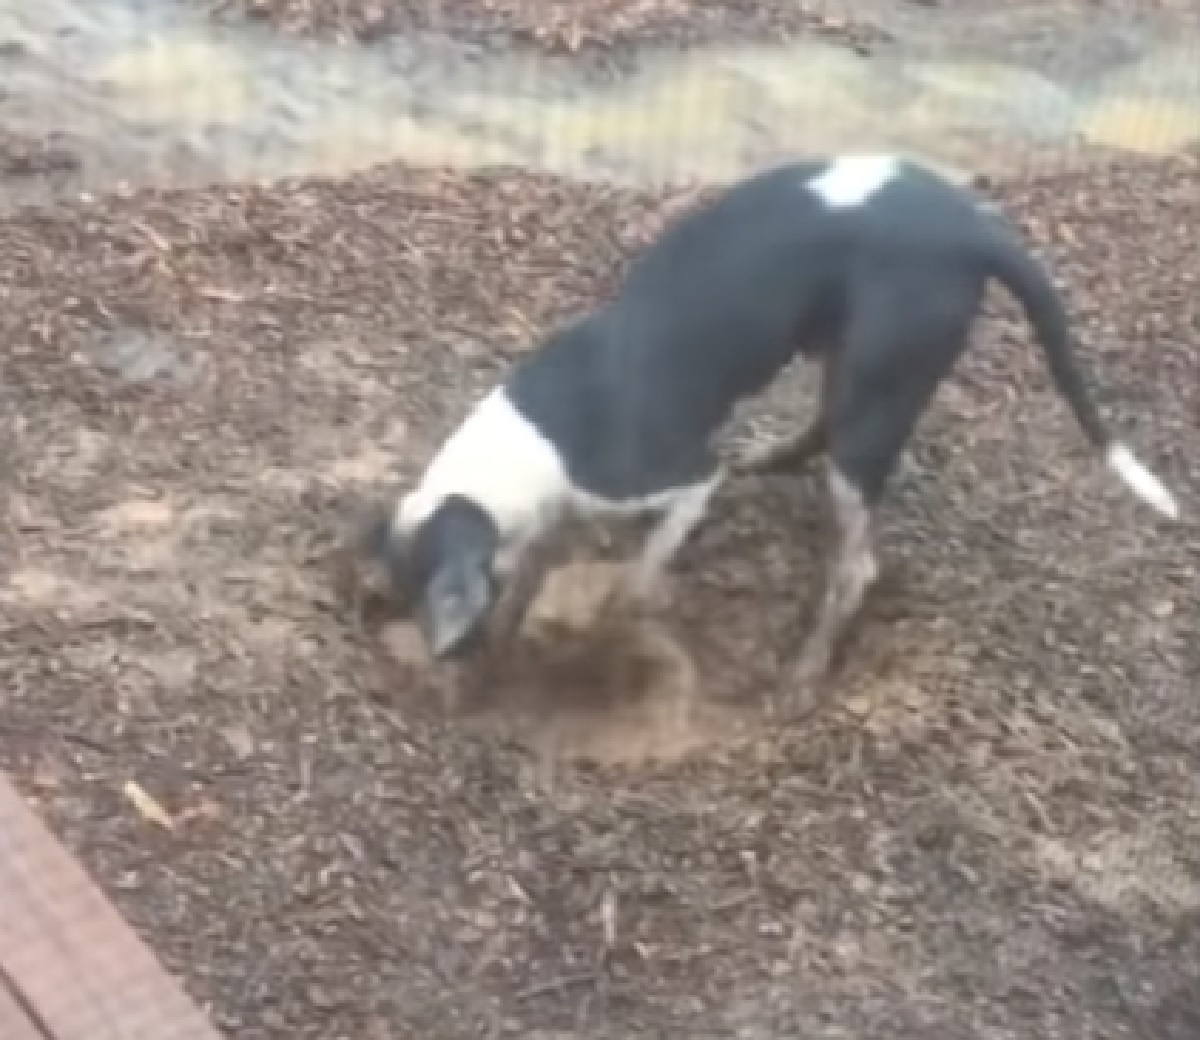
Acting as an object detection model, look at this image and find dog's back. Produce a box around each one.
[507,157,998,501]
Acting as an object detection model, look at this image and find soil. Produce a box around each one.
[191,0,1200,60]
[201,0,889,54]
[0,130,86,214]
[2,149,1199,1038]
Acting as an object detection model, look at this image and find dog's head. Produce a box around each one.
[368,493,502,660]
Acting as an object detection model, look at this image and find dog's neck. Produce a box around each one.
[395,387,570,565]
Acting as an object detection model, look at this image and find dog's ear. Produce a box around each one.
[420,554,494,659]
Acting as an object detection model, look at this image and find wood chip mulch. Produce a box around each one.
[205,0,889,55]
[1,153,1198,1039]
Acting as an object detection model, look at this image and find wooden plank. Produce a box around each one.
[0,980,46,1040]
[0,774,225,1040]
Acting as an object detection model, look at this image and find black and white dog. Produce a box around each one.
[370,154,1178,708]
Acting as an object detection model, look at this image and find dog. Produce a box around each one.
[367,154,1178,711]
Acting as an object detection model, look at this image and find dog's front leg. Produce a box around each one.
[486,534,563,648]
[622,472,723,611]
[436,542,557,714]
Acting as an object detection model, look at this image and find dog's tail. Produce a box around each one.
[983,233,1179,519]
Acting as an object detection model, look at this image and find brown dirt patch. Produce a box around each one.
[2,155,1199,1038]
[201,0,888,55]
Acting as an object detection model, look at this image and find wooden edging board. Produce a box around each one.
[0,772,225,1040]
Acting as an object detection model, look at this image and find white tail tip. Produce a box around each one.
[1106,443,1179,519]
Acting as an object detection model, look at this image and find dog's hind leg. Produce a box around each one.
[782,268,981,716]
[787,461,878,706]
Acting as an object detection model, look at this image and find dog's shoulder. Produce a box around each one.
[399,385,571,546]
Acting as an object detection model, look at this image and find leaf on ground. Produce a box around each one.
[123,779,176,831]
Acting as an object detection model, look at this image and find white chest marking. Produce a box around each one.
[395,388,571,558]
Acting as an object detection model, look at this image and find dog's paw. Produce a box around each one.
[766,680,822,722]
[764,649,831,721]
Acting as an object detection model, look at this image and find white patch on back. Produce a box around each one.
[1106,442,1179,518]
[395,387,571,553]
[807,154,901,210]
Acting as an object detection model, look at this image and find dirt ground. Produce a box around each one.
[193,0,1198,56]
[201,0,888,54]
[2,142,1198,1038]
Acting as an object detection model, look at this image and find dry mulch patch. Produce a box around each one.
[203,0,888,54]
[1,154,1199,1038]
[193,0,1199,53]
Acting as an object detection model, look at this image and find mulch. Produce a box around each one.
[202,0,888,54]
[191,0,1200,56]
[2,153,1199,1039]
